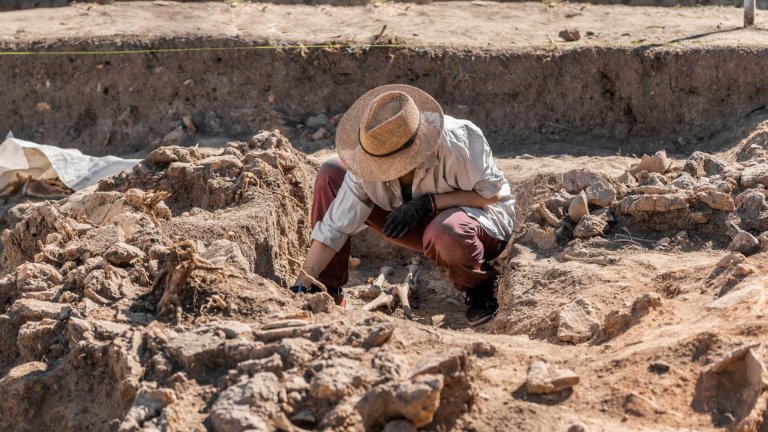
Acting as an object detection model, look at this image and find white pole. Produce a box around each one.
[745,0,756,26]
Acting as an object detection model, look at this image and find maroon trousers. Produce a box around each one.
[313,157,507,291]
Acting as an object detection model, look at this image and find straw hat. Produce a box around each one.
[335,84,444,182]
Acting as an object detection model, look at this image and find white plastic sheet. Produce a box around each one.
[0,137,140,193]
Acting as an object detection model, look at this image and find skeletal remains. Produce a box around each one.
[362,257,422,319]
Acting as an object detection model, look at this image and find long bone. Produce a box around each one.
[362,258,422,319]
[360,266,393,299]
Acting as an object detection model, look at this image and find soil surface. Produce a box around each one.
[2,2,768,432]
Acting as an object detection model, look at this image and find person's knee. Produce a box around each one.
[423,220,474,262]
[315,158,346,189]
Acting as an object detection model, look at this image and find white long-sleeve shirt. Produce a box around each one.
[312,116,516,252]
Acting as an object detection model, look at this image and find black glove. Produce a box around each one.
[383,194,435,238]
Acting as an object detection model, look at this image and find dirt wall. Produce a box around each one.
[3,40,768,157]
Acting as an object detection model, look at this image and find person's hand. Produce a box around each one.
[383,194,435,238]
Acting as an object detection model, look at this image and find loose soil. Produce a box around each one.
[3,2,768,432]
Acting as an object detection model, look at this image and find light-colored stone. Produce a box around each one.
[728,231,760,256]
[614,193,690,214]
[573,215,608,238]
[82,225,126,257]
[718,252,746,268]
[307,292,335,314]
[166,331,225,369]
[522,225,557,251]
[384,420,418,432]
[104,242,146,267]
[707,285,766,310]
[526,360,580,394]
[200,240,249,273]
[568,192,590,222]
[209,373,281,432]
[630,150,669,175]
[306,113,329,128]
[9,298,71,321]
[697,191,735,212]
[557,298,600,344]
[740,164,768,188]
[563,168,606,194]
[586,181,617,208]
[357,374,444,430]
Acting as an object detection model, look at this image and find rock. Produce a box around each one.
[734,263,756,277]
[118,386,176,432]
[567,423,588,432]
[209,373,282,432]
[346,318,395,349]
[17,318,58,360]
[697,191,735,212]
[235,354,284,378]
[573,215,608,239]
[310,365,360,404]
[15,262,62,292]
[544,190,575,216]
[311,127,330,141]
[356,374,444,431]
[585,181,617,208]
[759,232,768,252]
[740,164,768,188]
[558,28,581,41]
[201,154,243,178]
[200,240,249,273]
[384,420,418,432]
[9,299,71,321]
[411,348,469,379]
[649,360,671,374]
[728,231,760,256]
[568,192,590,222]
[521,225,557,251]
[708,285,766,310]
[683,151,727,178]
[563,168,605,194]
[618,170,638,187]
[718,252,746,268]
[614,193,690,214]
[166,331,225,370]
[202,320,253,339]
[692,344,767,426]
[104,242,146,267]
[306,292,335,314]
[635,171,669,187]
[631,150,669,175]
[306,113,329,128]
[159,125,186,147]
[671,173,697,190]
[526,360,580,394]
[557,298,600,344]
[82,225,126,257]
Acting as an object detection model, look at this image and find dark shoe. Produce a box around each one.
[465,279,498,326]
[326,286,346,307]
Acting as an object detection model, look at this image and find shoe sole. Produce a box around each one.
[467,313,495,327]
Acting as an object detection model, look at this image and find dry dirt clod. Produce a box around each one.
[526,360,580,394]
[557,298,600,344]
[568,191,590,223]
[697,191,735,212]
[356,374,444,431]
[521,225,557,251]
[558,28,581,41]
[728,231,760,256]
[573,215,608,239]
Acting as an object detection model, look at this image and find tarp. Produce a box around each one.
[0,136,141,193]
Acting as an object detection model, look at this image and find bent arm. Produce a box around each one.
[434,190,500,210]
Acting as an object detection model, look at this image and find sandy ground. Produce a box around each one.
[1,1,767,48]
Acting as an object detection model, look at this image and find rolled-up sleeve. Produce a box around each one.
[445,121,504,199]
[311,172,373,252]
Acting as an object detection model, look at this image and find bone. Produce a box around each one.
[396,258,421,320]
[360,266,393,299]
[362,293,394,312]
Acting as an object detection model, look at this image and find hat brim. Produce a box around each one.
[335,84,444,182]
